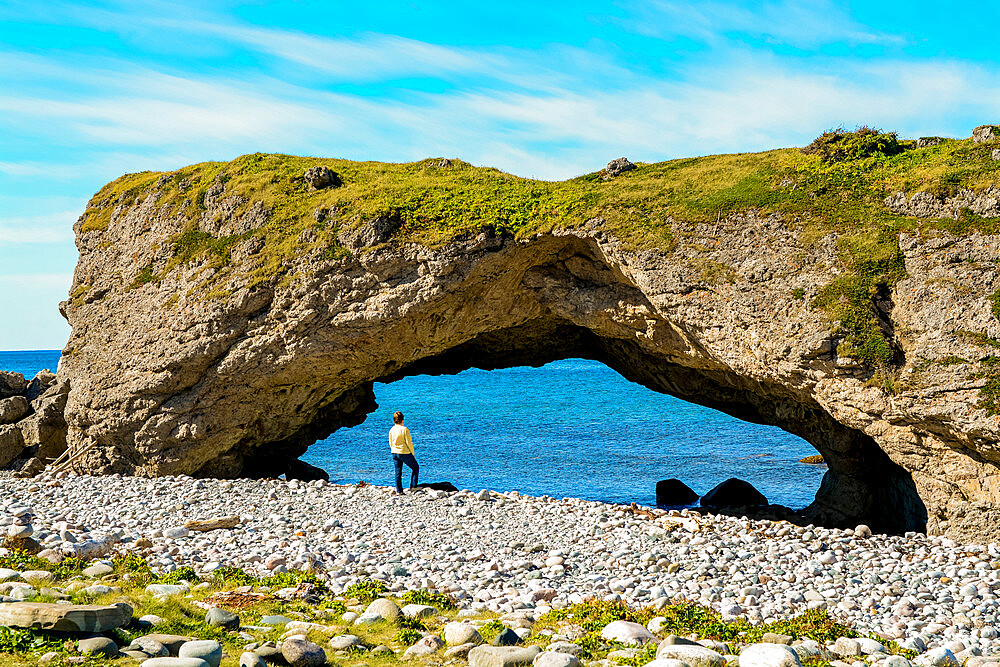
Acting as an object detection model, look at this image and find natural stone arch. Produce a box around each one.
[56,225,937,535]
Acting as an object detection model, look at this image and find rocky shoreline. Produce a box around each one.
[1,473,999,666]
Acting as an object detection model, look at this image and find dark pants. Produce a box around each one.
[392,453,419,493]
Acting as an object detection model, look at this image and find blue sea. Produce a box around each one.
[2,351,826,509]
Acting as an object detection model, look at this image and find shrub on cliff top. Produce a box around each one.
[803,127,904,163]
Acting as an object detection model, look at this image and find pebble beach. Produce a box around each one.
[2,472,1000,667]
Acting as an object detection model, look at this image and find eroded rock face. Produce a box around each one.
[24,173,1000,542]
[0,369,67,472]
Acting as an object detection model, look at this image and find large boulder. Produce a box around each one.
[303,166,341,191]
[700,478,768,509]
[469,645,541,667]
[972,125,999,144]
[0,424,25,468]
[605,157,637,177]
[0,371,27,399]
[655,479,699,506]
[0,601,132,632]
[0,396,29,425]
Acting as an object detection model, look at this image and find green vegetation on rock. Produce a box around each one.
[78,127,1000,377]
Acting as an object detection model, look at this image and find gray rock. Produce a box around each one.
[142,634,191,656]
[761,633,793,645]
[445,643,478,659]
[831,638,862,657]
[140,659,211,667]
[178,640,224,667]
[918,647,959,667]
[0,371,27,399]
[281,637,327,666]
[662,635,701,646]
[82,563,114,578]
[303,166,341,191]
[0,423,25,467]
[469,645,541,667]
[0,601,132,632]
[401,603,437,618]
[655,643,726,667]
[363,597,400,622]
[492,627,523,646]
[205,606,240,629]
[128,636,169,657]
[146,583,188,597]
[885,657,913,667]
[605,158,637,177]
[79,636,120,657]
[240,652,267,667]
[260,615,293,627]
[328,634,362,650]
[445,621,483,645]
[739,643,802,667]
[0,396,29,425]
[600,620,657,646]
[533,651,581,667]
[972,125,999,144]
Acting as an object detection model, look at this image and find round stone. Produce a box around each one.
[78,636,120,658]
[205,607,240,629]
[178,639,223,667]
[281,637,327,666]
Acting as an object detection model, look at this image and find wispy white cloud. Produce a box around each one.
[626,0,903,48]
[0,212,80,244]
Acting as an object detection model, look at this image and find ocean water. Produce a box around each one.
[3,351,826,509]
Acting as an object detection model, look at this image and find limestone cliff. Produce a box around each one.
[9,127,1000,541]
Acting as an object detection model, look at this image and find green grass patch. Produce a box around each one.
[343,579,389,602]
[400,588,456,610]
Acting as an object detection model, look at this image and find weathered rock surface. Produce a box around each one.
[8,151,1000,542]
[0,601,132,632]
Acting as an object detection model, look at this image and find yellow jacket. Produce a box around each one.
[389,424,414,455]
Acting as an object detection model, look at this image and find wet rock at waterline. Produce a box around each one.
[700,478,768,509]
[655,479,699,506]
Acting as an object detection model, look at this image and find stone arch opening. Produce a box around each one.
[300,356,828,510]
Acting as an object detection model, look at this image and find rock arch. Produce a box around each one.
[52,221,964,537]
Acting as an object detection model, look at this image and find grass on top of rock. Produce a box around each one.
[78,128,1000,374]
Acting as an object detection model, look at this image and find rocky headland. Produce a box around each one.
[3,125,1000,665]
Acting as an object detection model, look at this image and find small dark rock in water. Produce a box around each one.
[700,478,768,509]
[655,479,699,506]
[799,454,825,464]
[491,628,523,646]
[416,481,459,492]
[605,157,636,177]
[303,165,342,191]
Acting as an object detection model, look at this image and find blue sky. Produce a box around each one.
[2,1,1000,350]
